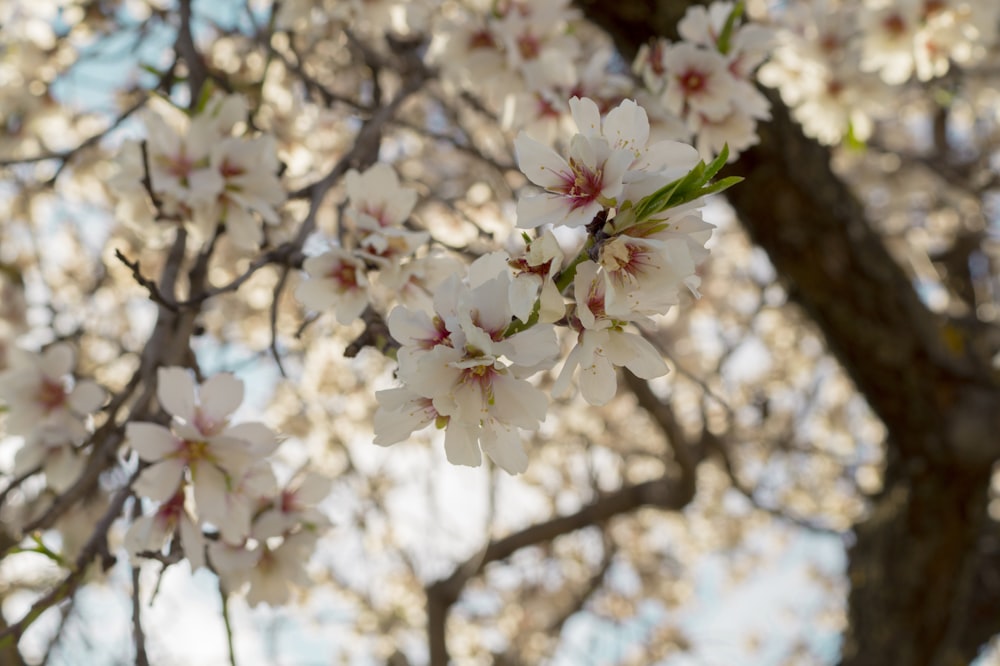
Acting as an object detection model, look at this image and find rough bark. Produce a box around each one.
[576,1,1000,664]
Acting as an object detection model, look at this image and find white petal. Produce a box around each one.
[514,133,571,188]
[224,422,277,457]
[127,422,180,461]
[516,193,573,229]
[69,381,105,415]
[40,344,74,380]
[480,420,528,474]
[192,462,229,525]
[579,354,618,406]
[134,459,186,502]
[443,420,482,467]
[179,513,207,571]
[295,277,338,311]
[569,96,602,137]
[199,373,244,424]
[157,367,196,422]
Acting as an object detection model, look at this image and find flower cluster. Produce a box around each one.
[0,343,104,492]
[633,2,772,159]
[125,368,330,606]
[296,163,459,321]
[374,255,560,474]
[374,96,726,472]
[113,94,284,250]
[759,0,1000,144]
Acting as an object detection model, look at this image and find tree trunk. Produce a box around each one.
[575,1,1000,663]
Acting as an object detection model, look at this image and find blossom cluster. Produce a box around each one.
[124,368,330,606]
[759,0,1000,144]
[424,0,769,159]
[633,2,772,159]
[371,96,722,473]
[113,94,285,251]
[295,163,460,321]
[0,343,104,493]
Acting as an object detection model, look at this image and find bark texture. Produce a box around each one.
[576,1,1000,664]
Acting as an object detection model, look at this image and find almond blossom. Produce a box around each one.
[554,260,668,405]
[126,367,278,539]
[375,260,559,474]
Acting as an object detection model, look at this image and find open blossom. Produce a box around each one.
[554,260,668,405]
[0,343,104,437]
[124,490,206,570]
[126,367,278,538]
[375,258,559,474]
[112,94,284,250]
[515,97,698,229]
[295,248,371,325]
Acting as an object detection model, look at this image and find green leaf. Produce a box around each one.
[716,2,745,55]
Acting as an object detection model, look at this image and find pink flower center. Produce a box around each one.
[556,159,605,211]
[220,159,245,179]
[883,13,906,37]
[468,28,496,50]
[327,261,360,289]
[678,69,708,95]
[517,32,541,60]
[36,378,67,412]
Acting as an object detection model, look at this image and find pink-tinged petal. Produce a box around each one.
[68,381,104,415]
[134,459,186,502]
[40,344,74,380]
[480,420,528,474]
[569,96,602,137]
[126,422,181,461]
[443,420,482,467]
[199,373,244,425]
[157,367,196,422]
[223,422,277,457]
[514,133,571,189]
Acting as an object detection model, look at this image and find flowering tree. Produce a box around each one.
[1,0,1000,664]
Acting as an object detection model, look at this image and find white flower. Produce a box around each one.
[375,265,559,474]
[0,343,104,438]
[515,131,631,229]
[295,248,371,325]
[124,490,206,570]
[127,368,277,541]
[253,470,332,539]
[554,260,668,405]
[660,43,735,121]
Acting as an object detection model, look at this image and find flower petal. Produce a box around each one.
[158,367,196,422]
